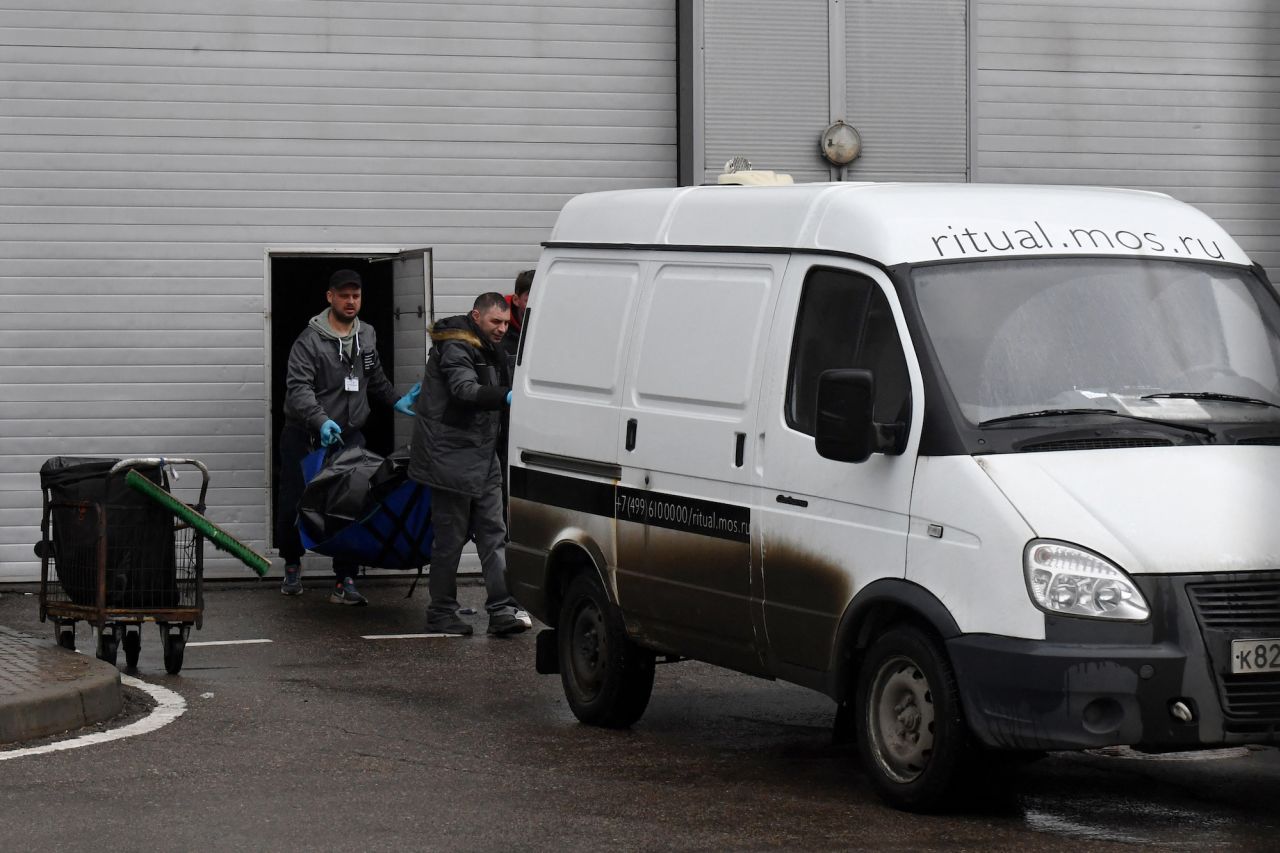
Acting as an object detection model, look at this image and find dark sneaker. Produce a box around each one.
[426,614,473,636]
[280,564,303,596]
[329,577,367,606]
[488,611,529,636]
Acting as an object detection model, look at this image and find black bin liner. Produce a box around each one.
[39,457,177,608]
[297,444,388,543]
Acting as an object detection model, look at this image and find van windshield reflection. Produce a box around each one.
[911,257,1280,427]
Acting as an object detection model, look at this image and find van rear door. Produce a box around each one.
[507,255,642,608]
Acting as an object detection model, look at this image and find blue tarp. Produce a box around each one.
[297,446,433,569]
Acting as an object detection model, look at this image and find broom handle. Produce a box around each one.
[123,468,271,577]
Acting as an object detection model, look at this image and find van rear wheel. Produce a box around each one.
[856,625,971,812]
[558,572,655,728]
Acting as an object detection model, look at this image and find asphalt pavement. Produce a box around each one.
[2,579,1279,852]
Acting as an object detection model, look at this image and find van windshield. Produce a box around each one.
[912,258,1280,427]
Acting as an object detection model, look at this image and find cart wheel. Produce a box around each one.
[123,628,142,670]
[161,628,186,675]
[55,623,76,651]
[96,628,120,667]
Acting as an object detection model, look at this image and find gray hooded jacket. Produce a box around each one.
[283,310,399,434]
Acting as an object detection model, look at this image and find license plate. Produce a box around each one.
[1230,639,1280,674]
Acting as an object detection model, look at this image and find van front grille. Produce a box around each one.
[1220,674,1280,720]
[1187,580,1280,630]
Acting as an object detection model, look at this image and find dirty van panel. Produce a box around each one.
[506,465,620,622]
[611,517,757,671]
[613,492,764,676]
[611,257,780,674]
[759,541,853,673]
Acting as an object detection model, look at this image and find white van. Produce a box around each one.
[505,179,1280,810]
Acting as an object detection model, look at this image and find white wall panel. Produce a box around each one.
[974,0,1280,277]
[0,0,676,579]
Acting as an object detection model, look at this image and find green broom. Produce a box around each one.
[125,469,271,577]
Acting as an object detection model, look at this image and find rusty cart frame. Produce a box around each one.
[37,457,209,674]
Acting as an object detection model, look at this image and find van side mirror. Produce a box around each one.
[814,369,907,463]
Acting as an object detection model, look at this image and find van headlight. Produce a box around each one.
[1023,540,1150,621]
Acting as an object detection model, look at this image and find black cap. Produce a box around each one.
[328,269,362,290]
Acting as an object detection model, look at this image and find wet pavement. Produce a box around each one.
[1,579,1279,851]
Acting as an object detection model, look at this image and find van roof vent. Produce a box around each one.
[717,156,794,186]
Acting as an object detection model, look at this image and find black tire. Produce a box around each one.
[159,624,186,675]
[557,572,655,728]
[855,625,972,812]
[55,623,76,651]
[123,629,141,670]
[96,629,119,667]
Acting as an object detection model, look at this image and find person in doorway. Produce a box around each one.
[277,268,418,604]
[500,268,533,368]
[408,292,528,636]
[497,268,533,514]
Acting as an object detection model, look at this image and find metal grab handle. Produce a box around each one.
[109,457,211,507]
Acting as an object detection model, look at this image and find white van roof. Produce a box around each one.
[549,182,1250,267]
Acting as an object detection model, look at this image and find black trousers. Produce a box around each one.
[275,422,361,579]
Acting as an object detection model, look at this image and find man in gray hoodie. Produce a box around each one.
[277,268,417,604]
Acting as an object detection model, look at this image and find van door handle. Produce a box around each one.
[625,418,638,451]
[776,494,808,508]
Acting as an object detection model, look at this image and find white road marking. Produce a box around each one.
[0,674,187,762]
[361,633,463,639]
[185,639,273,648]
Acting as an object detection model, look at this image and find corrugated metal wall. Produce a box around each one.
[0,0,676,579]
[845,0,967,181]
[700,0,967,184]
[973,0,1279,277]
[703,0,832,183]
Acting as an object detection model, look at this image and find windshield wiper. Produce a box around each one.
[979,407,1215,437]
[979,408,1117,426]
[1142,391,1280,410]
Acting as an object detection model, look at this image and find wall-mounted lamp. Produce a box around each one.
[820,120,862,166]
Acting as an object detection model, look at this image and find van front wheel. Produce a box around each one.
[856,625,971,812]
[558,572,655,728]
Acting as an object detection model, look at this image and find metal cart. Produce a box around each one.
[36,457,208,674]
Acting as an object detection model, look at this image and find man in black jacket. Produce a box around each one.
[409,292,527,636]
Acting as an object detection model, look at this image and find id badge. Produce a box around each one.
[344,375,360,392]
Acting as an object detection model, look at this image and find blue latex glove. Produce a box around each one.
[506,390,513,406]
[319,419,343,447]
[394,382,421,416]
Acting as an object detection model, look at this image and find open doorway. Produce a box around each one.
[267,251,431,551]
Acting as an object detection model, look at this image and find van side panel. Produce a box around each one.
[507,256,641,623]
[517,257,639,465]
[613,257,783,675]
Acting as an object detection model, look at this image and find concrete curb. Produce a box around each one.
[0,629,123,746]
